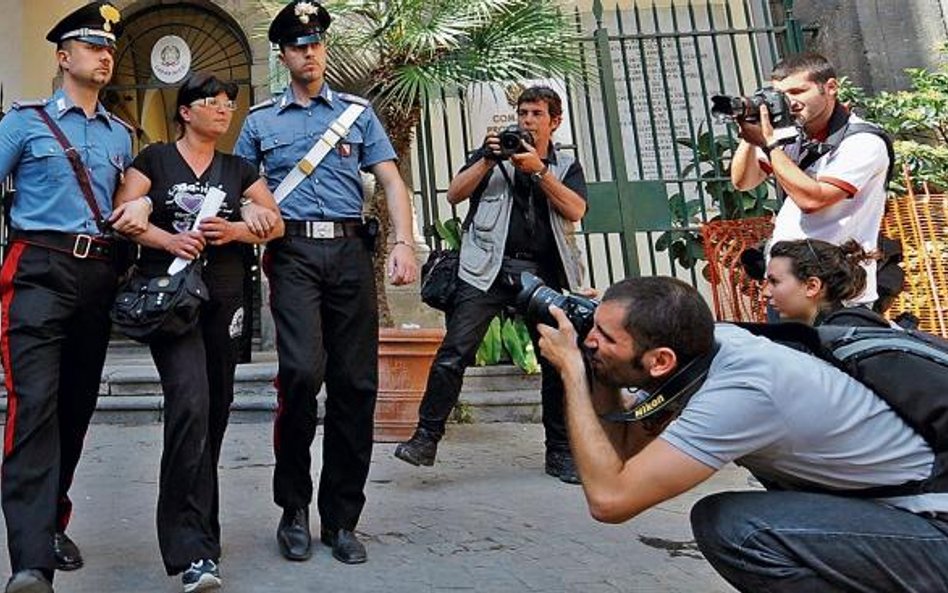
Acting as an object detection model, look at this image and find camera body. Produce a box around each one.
[496,125,535,159]
[515,272,597,341]
[711,87,794,128]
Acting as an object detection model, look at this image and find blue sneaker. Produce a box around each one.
[181,559,220,593]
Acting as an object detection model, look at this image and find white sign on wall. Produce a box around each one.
[466,79,574,147]
[151,35,192,84]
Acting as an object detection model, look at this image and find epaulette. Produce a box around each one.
[336,92,370,107]
[249,98,277,113]
[109,113,135,134]
[11,99,48,110]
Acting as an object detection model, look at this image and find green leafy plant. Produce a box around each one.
[656,129,777,269]
[839,45,948,194]
[429,217,539,374]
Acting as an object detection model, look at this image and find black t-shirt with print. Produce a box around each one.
[131,142,259,276]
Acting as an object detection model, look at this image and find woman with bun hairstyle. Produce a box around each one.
[763,238,888,327]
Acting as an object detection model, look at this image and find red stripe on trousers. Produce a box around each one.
[1,243,28,457]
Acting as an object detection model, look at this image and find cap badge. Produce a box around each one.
[99,4,121,33]
[294,1,319,25]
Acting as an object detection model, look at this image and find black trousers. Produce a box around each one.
[263,236,378,532]
[417,258,568,451]
[149,266,244,575]
[0,243,116,573]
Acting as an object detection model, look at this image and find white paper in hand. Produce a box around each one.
[167,186,227,275]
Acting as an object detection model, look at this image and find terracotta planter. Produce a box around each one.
[374,327,446,443]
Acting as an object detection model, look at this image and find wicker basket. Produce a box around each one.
[883,189,948,338]
[700,217,774,323]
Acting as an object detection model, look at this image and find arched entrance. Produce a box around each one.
[103,1,254,152]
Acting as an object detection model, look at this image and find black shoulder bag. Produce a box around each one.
[109,154,220,343]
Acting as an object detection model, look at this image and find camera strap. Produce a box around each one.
[602,340,721,424]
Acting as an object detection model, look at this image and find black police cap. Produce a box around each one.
[46,2,122,48]
[268,1,332,47]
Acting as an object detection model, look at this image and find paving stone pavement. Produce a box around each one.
[0,422,747,593]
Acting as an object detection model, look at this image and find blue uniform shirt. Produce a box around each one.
[234,84,396,221]
[0,89,133,235]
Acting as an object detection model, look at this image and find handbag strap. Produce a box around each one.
[28,105,107,229]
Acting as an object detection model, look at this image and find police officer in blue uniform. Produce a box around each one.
[235,0,418,566]
[0,3,149,592]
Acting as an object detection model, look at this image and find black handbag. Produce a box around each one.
[420,249,459,312]
[110,261,210,343]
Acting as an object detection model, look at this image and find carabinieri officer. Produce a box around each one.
[235,0,417,566]
[0,3,149,592]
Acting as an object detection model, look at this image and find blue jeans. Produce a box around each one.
[691,491,948,592]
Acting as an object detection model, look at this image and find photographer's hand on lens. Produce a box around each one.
[757,104,778,149]
[482,133,503,162]
[537,305,585,374]
[737,118,767,148]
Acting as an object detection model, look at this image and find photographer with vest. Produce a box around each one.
[731,52,891,307]
[394,86,588,484]
[537,276,948,593]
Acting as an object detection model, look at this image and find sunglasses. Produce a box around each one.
[189,97,238,111]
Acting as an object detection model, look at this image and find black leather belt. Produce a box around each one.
[505,251,538,262]
[11,230,113,261]
[283,220,363,239]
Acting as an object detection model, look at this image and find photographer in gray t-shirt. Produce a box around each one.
[537,276,948,593]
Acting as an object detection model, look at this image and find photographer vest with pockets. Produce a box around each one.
[739,321,948,497]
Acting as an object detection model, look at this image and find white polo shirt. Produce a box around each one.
[762,115,889,304]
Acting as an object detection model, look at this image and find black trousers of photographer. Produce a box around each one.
[417,257,569,452]
[149,263,244,575]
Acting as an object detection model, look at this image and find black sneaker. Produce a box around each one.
[545,449,581,485]
[394,428,440,466]
[181,559,221,593]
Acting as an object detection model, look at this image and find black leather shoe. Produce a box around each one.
[320,528,367,564]
[276,507,312,561]
[5,569,53,593]
[545,449,581,485]
[393,428,440,466]
[53,532,83,571]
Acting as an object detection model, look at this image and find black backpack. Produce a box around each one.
[739,321,948,497]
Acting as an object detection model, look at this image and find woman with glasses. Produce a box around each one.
[112,72,283,593]
[763,238,889,327]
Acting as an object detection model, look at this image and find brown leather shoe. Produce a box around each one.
[53,532,83,571]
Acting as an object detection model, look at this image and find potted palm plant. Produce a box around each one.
[259,0,585,440]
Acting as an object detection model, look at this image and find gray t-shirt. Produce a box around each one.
[661,324,948,515]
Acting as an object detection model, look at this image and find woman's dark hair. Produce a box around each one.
[769,239,875,305]
[174,72,239,131]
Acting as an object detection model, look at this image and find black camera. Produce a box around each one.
[515,272,597,341]
[497,125,535,159]
[710,87,795,128]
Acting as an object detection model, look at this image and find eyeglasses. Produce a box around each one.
[189,97,238,111]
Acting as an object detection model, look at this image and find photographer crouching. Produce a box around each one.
[394,86,588,483]
[537,276,948,592]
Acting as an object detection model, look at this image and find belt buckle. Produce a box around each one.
[72,234,93,258]
[308,221,335,239]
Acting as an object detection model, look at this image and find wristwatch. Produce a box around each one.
[531,165,549,183]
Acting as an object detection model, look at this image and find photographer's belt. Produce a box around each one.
[284,220,363,239]
[11,230,113,261]
[603,340,721,423]
[273,103,367,204]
